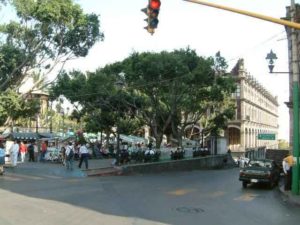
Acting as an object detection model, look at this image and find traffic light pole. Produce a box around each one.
[183,0,300,30]
[184,0,300,195]
[291,0,300,195]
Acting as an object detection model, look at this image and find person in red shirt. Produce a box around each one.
[40,141,48,162]
[19,141,27,163]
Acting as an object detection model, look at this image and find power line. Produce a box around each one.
[228,30,286,63]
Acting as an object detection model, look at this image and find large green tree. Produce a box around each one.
[123,49,236,147]
[0,89,39,128]
[0,0,103,91]
[51,67,143,149]
[51,48,236,149]
[0,0,104,127]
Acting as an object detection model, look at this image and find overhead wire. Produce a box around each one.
[227,30,286,63]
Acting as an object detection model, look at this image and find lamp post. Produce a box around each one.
[49,101,53,134]
[266,50,289,74]
[265,50,278,73]
[35,113,39,134]
[60,108,65,137]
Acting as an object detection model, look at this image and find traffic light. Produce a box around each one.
[141,0,161,35]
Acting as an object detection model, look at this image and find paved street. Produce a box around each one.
[0,162,299,225]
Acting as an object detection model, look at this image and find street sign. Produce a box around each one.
[257,133,276,140]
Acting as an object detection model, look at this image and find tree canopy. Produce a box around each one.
[51,48,236,148]
[0,0,104,127]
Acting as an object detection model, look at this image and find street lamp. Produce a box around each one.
[265,50,277,73]
[265,50,289,74]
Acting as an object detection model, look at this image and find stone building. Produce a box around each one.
[225,59,279,153]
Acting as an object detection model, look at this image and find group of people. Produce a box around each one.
[10,140,43,165]
[0,139,40,175]
[0,139,91,175]
[61,142,89,171]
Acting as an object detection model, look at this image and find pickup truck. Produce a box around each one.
[239,159,280,188]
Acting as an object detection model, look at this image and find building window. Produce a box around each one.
[232,84,241,98]
[236,84,240,97]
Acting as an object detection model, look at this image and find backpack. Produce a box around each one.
[67,146,74,160]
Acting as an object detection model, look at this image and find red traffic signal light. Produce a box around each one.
[149,0,161,10]
[141,0,161,35]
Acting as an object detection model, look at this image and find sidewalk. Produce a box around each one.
[3,158,116,178]
[2,154,231,177]
[278,182,300,206]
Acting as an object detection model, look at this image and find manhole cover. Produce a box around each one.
[175,207,205,214]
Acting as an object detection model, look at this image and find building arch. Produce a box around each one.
[228,127,241,151]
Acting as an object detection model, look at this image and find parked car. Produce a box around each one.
[239,159,280,188]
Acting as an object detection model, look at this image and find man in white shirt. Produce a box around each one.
[282,159,291,191]
[78,143,89,169]
[10,140,19,167]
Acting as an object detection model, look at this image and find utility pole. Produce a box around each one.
[291,0,299,195]
[184,0,300,195]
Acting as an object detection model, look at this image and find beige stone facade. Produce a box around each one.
[225,59,279,153]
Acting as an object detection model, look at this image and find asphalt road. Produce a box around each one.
[0,165,299,225]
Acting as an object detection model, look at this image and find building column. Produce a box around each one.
[240,129,245,152]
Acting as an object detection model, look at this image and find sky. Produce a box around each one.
[66,0,295,141]
[2,0,295,140]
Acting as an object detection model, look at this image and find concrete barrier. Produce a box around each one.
[120,154,230,175]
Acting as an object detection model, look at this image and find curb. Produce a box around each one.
[278,184,300,206]
[84,166,123,177]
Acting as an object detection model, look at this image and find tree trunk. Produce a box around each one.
[171,117,182,147]
[155,133,163,149]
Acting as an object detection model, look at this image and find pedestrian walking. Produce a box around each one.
[65,142,74,170]
[33,142,38,162]
[19,141,27,163]
[60,144,66,166]
[10,140,19,167]
[40,141,48,162]
[283,154,294,191]
[0,142,5,175]
[28,141,35,162]
[78,142,89,169]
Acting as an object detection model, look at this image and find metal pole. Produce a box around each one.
[50,101,53,133]
[291,0,300,195]
[183,0,300,30]
[35,113,39,134]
